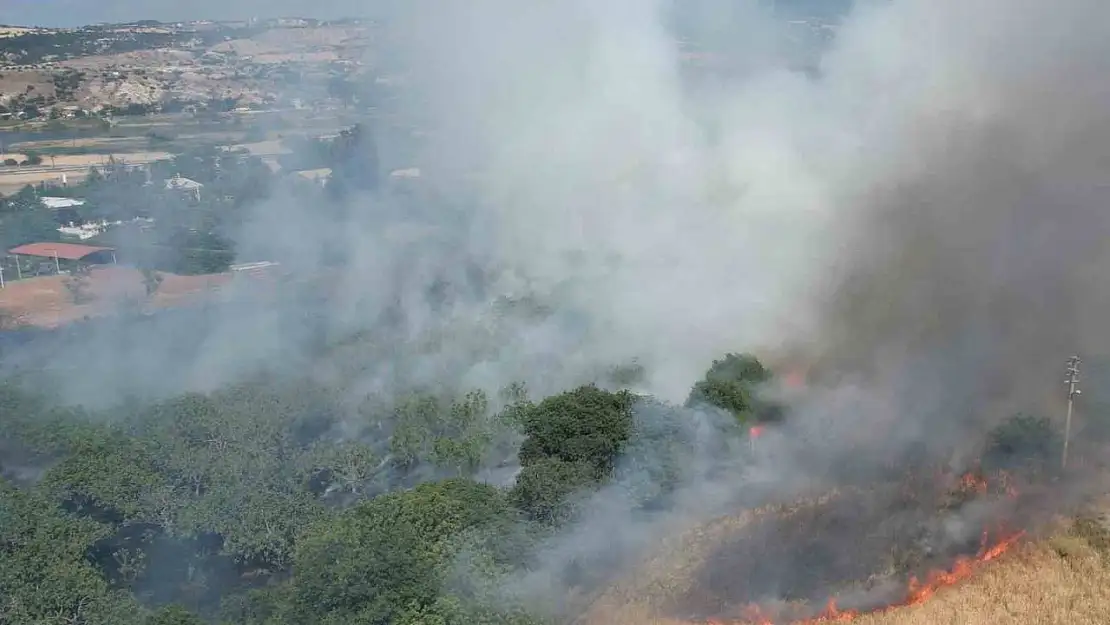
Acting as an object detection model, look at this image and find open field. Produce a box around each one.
[0,151,172,166]
[0,27,36,38]
[0,266,248,328]
[0,150,173,193]
[5,136,151,151]
[0,173,87,195]
[0,70,57,99]
[4,130,248,155]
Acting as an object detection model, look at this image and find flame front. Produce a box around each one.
[711,528,1025,625]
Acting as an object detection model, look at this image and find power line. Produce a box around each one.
[1062,355,1081,470]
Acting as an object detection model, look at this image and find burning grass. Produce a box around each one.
[581,530,1110,625]
[712,529,1026,624]
[578,467,1058,625]
[667,469,1029,623]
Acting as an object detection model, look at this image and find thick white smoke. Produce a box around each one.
[380,0,840,401]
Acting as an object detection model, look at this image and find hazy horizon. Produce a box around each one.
[3,0,849,29]
[2,0,391,28]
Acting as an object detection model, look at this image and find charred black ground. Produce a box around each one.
[668,473,1029,622]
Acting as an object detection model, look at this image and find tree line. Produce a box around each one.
[0,338,1090,625]
[0,350,782,625]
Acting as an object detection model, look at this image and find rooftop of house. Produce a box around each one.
[164,175,204,190]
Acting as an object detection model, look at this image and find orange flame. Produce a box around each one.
[783,368,808,389]
[713,529,1025,625]
[750,426,765,439]
[958,472,989,494]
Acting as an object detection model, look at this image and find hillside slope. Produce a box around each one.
[855,532,1110,625]
[579,504,1110,625]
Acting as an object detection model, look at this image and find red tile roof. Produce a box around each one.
[8,242,116,261]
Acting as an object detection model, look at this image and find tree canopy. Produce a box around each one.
[0,346,1076,623]
[685,352,782,424]
[0,367,660,625]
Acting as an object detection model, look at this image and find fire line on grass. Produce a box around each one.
[702,469,1026,625]
[709,526,1026,625]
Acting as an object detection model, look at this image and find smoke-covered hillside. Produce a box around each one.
[5,0,1110,624]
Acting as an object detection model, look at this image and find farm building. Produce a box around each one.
[8,242,117,275]
[164,174,204,200]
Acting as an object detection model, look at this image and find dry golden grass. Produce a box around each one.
[585,537,1110,625]
[0,152,172,167]
[0,70,55,98]
[578,495,841,625]
[9,136,146,151]
[855,536,1110,625]
[0,151,173,193]
[579,497,1110,625]
[0,27,35,38]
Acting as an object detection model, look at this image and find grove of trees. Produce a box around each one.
[0,323,1083,625]
[0,349,782,625]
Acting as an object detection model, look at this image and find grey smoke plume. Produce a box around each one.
[391,0,1110,616]
[807,0,1110,432]
[8,0,843,408]
[6,0,1110,614]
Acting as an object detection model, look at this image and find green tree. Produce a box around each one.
[145,604,206,625]
[0,480,146,625]
[517,385,636,477]
[685,353,780,424]
[141,267,164,297]
[284,479,512,625]
[509,457,596,525]
[41,434,166,521]
[0,186,60,249]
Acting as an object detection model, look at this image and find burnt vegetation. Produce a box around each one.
[0,330,1087,625]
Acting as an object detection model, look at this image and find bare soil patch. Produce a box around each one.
[8,136,148,151]
[0,151,172,166]
[0,70,56,100]
[0,266,238,328]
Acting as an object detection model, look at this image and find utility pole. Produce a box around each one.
[1063,355,1081,470]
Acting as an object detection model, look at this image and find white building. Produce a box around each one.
[164,174,204,200]
[40,197,86,210]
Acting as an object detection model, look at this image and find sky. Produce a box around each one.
[2,0,850,28]
[2,0,390,27]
